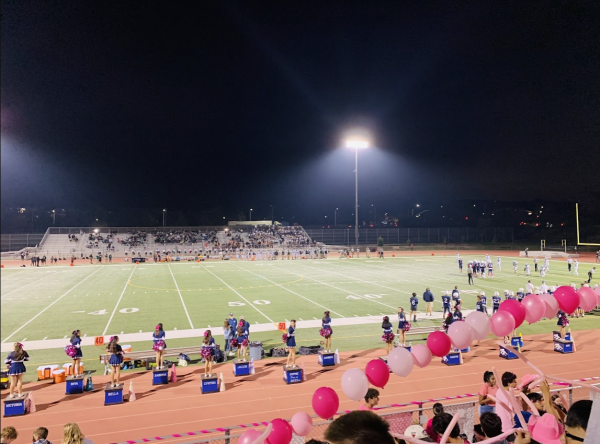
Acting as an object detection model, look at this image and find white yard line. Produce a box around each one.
[1,270,65,299]
[274,265,398,310]
[167,263,194,329]
[2,267,104,343]
[233,264,345,318]
[102,265,138,335]
[201,265,274,323]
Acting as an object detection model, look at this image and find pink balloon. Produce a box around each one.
[498,299,526,328]
[577,287,598,312]
[411,344,433,368]
[312,387,339,420]
[239,430,263,444]
[290,412,313,437]
[266,418,292,444]
[540,293,559,318]
[465,311,491,340]
[387,346,414,376]
[365,359,390,388]
[522,295,546,324]
[341,368,369,401]
[554,286,579,314]
[426,331,452,357]
[490,311,515,337]
[448,321,475,350]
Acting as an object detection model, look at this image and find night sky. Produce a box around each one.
[2,1,599,226]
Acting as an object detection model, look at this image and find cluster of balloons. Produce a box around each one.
[318,285,599,419]
[238,412,314,444]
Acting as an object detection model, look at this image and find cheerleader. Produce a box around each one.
[201,336,215,376]
[557,310,569,338]
[381,316,394,355]
[236,326,248,361]
[70,330,83,375]
[106,336,123,387]
[152,323,166,369]
[204,329,216,360]
[5,342,29,398]
[286,320,297,367]
[443,312,454,333]
[320,311,332,352]
[397,307,408,346]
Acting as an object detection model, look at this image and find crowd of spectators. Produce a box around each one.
[118,230,147,247]
[2,422,93,444]
[151,229,217,245]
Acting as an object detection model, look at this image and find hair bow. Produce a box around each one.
[109,336,114,342]
[16,342,23,348]
[203,331,208,337]
[155,325,161,330]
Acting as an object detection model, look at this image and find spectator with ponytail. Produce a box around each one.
[4,342,29,398]
[70,330,83,376]
[106,336,123,387]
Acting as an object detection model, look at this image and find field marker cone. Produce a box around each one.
[569,329,577,351]
[250,358,255,375]
[170,364,177,382]
[129,381,136,402]
[302,362,307,381]
[219,372,225,392]
[334,348,340,365]
[27,392,36,413]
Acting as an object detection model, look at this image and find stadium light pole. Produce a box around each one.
[345,139,370,246]
[162,209,166,227]
[334,207,338,227]
[249,208,253,221]
[270,205,274,225]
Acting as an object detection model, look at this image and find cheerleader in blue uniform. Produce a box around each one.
[236,326,248,361]
[70,330,83,375]
[5,342,29,398]
[204,329,216,361]
[106,336,123,387]
[320,311,332,352]
[201,336,215,376]
[557,310,569,338]
[397,307,409,346]
[382,316,395,355]
[286,320,297,367]
[152,323,166,369]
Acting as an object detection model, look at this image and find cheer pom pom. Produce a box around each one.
[230,338,238,348]
[200,348,212,359]
[152,340,165,352]
[319,328,332,338]
[403,322,411,332]
[242,339,249,347]
[64,345,77,358]
[282,333,289,343]
[381,333,395,343]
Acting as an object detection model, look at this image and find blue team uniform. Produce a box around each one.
[71,335,83,359]
[286,326,296,348]
[410,297,418,310]
[108,344,123,367]
[398,312,406,330]
[493,296,501,313]
[476,301,484,312]
[458,259,463,270]
[152,330,167,349]
[322,316,332,336]
[517,292,525,302]
[5,351,30,375]
[442,295,451,315]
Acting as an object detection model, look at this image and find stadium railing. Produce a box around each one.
[109,379,599,444]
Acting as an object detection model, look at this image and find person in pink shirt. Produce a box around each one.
[496,372,519,433]
[478,370,498,415]
[425,403,444,442]
[359,388,379,411]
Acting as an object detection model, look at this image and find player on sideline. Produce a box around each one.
[476,295,485,313]
[451,286,460,308]
[568,257,573,273]
[458,258,463,273]
[69,330,83,376]
[497,256,502,271]
[485,254,491,263]
[492,292,501,313]
[382,316,395,355]
[588,267,596,283]
[544,257,550,271]
[106,336,123,387]
[526,280,534,294]
[513,260,518,274]
[539,280,549,294]
[480,291,488,315]
[487,261,494,277]
[517,288,525,303]
[5,342,29,398]
[574,259,579,276]
[397,307,408,346]
[442,291,451,317]
[525,263,531,276]
[534,257,539,272]
[468,265,474,285]
[410,292,419,322]
[285,320,297,367]
[152,323,166,369]
[321,311,332,352]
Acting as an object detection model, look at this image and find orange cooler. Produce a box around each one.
[37,364,59,380]
[53,369,66,383]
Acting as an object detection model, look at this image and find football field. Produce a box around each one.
[1,253,595,345]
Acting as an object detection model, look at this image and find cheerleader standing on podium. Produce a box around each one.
[204,329,216,361]
[397,307,408,346]
[382,316,394,355]
[106,336,123,387]
[321,311,332,352]
[557,310,569,338]
[69,330,83,376]
[286,320,297,367]
[152,323,166,369]
[201,336,214,376]
[5,342,29,398]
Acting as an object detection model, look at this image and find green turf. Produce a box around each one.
[2,255,597,343]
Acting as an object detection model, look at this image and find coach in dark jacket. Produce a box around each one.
[423,288,434,316]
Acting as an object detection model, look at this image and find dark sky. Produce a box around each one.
[2,1,599,224]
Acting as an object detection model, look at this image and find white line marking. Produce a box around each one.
[120,331,124,334]
[102,265,138,335]
[22,338,27,341]
[1,270,65,299]
[167,263,194,330]
[43,337,47,340]
[2,267,103,343]
[208,325,211,328]
[200,265,274,323]
[234,264,345,318]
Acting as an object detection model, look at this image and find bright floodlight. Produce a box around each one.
[345,139,370,149]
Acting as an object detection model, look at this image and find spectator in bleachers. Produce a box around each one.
[61,423,93,444]
[565,400,592,443]
[1,426,18,444]
[324,410,396,444]
[432,412,469,443]
[425,402,444,442]
[359,388,380,411]
[32,427,52,444]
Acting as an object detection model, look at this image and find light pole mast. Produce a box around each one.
[354,148,358,246]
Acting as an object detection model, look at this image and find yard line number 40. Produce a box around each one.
[87,308,139,315]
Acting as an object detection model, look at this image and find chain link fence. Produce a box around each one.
[159,382,598,444]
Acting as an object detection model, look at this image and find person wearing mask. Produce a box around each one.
[423,288,434,316]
